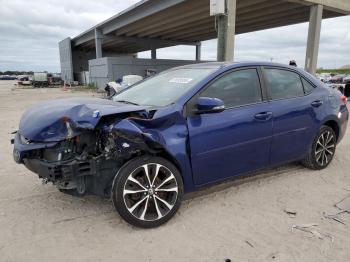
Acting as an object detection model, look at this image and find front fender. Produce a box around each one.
[112,112,195,192]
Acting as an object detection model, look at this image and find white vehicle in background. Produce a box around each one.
[122,75,143,87]
[17,75,31,86]
[105,75,143,97]
[32,72,49,87]
[106,81,123,95]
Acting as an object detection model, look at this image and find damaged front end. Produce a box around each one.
[12,97,164,197]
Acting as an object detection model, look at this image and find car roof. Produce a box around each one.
[175,61,302,71]
[172,61,320,86]
[175,62,229,70]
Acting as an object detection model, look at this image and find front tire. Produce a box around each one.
[302,125,337,170]
[112,156,184,228]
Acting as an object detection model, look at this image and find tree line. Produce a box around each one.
[0,71,48,75]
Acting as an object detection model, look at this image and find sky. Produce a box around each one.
[0,0,349,72]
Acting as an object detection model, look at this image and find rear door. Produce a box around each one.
[186,68,273,186]
[262,67,322,165]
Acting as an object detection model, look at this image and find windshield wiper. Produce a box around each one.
[115,100,140,106]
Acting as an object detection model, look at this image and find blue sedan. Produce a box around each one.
[13,62,349,228]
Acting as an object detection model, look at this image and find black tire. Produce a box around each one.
[112,155,184,228]
[302,125,337,170]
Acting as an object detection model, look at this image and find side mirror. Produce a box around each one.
[195,97,225,114]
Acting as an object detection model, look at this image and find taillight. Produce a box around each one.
[341,95,347,104]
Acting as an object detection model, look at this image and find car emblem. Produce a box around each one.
[93,110,100,118]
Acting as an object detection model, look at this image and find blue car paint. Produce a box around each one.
[267,88,327,165]
[14,62,349,194]
[196,97,225,111]
[188,101,273,185]
[19,97,149,142]
[13,132,59,163]
[112,109,195,192]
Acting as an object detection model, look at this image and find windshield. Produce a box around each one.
[113,68,215,107]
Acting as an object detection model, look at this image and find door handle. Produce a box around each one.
[311,100,323,107]
[254,112,273,121]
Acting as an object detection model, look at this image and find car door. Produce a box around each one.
[262,67,322,165]
[186,68,273,186]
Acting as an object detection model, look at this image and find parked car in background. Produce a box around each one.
[12,62,349,228]
[17,75,31,86]
[343,75,350,84]
[105,75,144,97]
[0,75,17,80]
[329,74,346,84]
[317,73,332,83]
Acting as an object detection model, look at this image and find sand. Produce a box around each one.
[0,80,350,262]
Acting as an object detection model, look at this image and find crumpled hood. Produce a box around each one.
[19,97,148,142]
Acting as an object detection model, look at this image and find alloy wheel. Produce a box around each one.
[123,163,178,221]
[315,130,336,166]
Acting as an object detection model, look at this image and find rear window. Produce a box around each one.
[264,69,304,100]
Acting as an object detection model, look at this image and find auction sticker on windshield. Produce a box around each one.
[169,78,193,84]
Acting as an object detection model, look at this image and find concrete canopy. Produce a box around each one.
[71,0,350,54]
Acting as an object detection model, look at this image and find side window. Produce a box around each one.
[302,78,315,94]
[200,69,262,108]
[264,69,304,100]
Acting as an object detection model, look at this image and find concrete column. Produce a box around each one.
[217,0,237,61]
[217,15,227,61]
[196,42,201,61]
[151,48,157,59]
[95,28,103,59]
[305,4,323,74]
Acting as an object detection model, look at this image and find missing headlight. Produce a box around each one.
[42,140,74,162]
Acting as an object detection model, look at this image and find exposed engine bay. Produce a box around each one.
[14,109,163,197]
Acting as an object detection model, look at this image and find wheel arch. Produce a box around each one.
[154,150,183,177]
[111,117,194,192]
[322,119,340,141]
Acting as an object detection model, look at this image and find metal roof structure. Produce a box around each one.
[71,0,350,54]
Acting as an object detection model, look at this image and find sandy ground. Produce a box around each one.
[0,80,350,262]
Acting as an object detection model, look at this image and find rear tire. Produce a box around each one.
[302,125,337,170]
[112,156,184,228]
